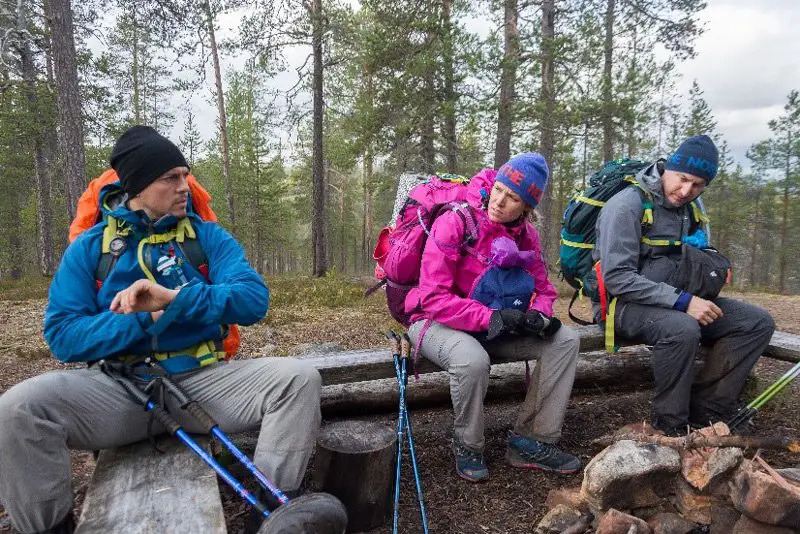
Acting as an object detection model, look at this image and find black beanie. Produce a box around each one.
[110,125,189,198]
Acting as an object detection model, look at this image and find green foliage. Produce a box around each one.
[266,274,368,309]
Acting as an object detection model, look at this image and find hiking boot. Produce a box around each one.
[452,437,488,483]
[652,416,691,437]
[505,432,581,474]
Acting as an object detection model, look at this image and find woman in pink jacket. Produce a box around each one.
[407,153,581,482]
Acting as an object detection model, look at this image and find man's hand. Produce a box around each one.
[110,280,178,315]
[686,296,723,326]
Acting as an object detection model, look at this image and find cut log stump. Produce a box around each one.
[311,421,396,533]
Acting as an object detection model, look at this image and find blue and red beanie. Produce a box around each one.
[496,152,549,208]
[665,135,719,184]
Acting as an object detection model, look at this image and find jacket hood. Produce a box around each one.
[635,159,671,207]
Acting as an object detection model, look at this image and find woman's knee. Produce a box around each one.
[554,325,581,354]
[448,344,490,381]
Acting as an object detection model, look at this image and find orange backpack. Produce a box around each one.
[69,169,241,359]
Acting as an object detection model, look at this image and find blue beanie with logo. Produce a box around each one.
[665,135,719,184]
[496,152,549,208]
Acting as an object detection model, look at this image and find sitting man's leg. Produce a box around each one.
[615,302,702,433]
[180,357,322,493]
[692,297,775,426]
[0,368,154,534]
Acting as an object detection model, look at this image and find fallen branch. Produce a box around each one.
[593,432,800,454]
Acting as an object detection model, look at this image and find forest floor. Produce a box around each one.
[0,276,798,533]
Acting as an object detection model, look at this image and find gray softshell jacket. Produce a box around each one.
[591,161,699,318]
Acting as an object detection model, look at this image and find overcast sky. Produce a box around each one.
[180,0,800,170]
[674,0,800,166]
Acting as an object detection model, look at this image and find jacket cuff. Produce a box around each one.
[673,291,692,312]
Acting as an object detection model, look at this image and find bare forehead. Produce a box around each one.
[676,171,705,186]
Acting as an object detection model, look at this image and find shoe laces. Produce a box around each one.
[453,439,484,465]
[510,435,558,462]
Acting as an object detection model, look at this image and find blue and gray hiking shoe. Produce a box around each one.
[505,432,581,474]
[452,436,488,482]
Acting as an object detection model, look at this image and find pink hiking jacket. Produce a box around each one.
[406,168,557,332]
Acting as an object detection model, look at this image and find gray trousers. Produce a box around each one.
[0,357,321,534]
[408,320,580,452]
[615,297,775,428]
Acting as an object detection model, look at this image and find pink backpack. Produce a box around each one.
[370,174,480,326]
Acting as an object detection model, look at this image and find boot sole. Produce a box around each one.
[505,451,580,475]
[455,469,489,483]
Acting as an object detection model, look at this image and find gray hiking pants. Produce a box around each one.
[0,357,321,534]
[408,320,580,452]
[614,297,775,429]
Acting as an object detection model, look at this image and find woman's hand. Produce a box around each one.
[110,280,178,315]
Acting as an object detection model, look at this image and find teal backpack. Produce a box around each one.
[559,158,651,323]
[559,158,708,332]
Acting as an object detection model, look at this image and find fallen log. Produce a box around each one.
[321,347,658,416]
[302,326,800,388]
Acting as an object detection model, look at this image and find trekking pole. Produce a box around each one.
[386,331,405,534]
[401,332,429,534]
[146,364,291,507]
[98,361,272,517]
[99,360,348,534]
[728,360,800,431]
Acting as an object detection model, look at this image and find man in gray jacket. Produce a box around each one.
[593,135,774,435]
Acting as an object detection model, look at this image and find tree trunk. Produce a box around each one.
[362,146,373,273]
[749,190,761,286]
[537,0,557,264]
[311,0,328,276]
[130,6,141,123]
[440,0,458,173]
[18,2,55,276]
[601,0,616,162]
[46,0,86,220]
[203,0,235,232]
[494,0,518,168]
[779,179,790,294]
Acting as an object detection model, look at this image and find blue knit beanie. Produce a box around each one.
[665,135,719,184]
[495,152,549,208]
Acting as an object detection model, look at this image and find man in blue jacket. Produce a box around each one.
[0,126,322,534]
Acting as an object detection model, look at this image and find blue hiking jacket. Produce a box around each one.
[44,185,269,373]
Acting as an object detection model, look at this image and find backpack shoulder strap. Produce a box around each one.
[95,215,133,286]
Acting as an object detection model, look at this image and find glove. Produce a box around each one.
[486,309,525,341]
[523,311,562,339]
[682,229,708,249]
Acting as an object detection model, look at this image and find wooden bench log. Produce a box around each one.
[320,347,657,416]
[76,436,226,534]
[300,326,800,386]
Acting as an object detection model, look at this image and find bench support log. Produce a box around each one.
[76,436,226,534]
